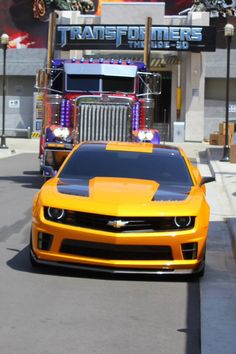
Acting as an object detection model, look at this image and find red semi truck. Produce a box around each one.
[36,57,161,176]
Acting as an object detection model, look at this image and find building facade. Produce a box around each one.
[0,2,236,141]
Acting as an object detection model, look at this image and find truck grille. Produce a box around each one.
[77,97,133,142]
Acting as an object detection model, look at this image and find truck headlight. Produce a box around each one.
[53,127,70,139]
[137,131,146,141]
[138,130,154,142]
[145,131,154,141]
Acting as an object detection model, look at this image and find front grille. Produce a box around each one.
[60,240,173,260]
[44,209,195,233]
[78,102,132,142]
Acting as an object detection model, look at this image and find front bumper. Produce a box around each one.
[30,248,205,275]
[31,216,208,274]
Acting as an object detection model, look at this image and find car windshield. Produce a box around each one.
[59,145,193,186]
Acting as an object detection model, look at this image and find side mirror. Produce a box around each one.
[42,166,56,178]
[200,176,215,187]
[150,73,162,95]
[137,72,162,96]
[36,69,46,90]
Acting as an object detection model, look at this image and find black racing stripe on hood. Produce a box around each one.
[152,185,191,201]
[57,178,89,197]
[57,178,190,201]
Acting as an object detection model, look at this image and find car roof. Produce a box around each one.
[77,141,182,157]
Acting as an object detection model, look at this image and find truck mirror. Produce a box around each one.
[42,166,56,178]
[36,69,46,90]
[151,73,162,95]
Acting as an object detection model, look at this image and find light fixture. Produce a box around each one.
[0,33,10,149]
[221,23,235,161]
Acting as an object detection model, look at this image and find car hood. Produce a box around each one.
[39,177,205,216]
[56,177,191,202]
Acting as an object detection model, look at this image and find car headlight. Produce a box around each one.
[174,216,192,228]
[47,207,65,221]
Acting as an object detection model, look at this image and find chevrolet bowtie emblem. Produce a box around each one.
[108,220,129,228]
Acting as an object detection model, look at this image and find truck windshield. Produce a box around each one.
[66,75,100,92]
[103,76,134,93]
[59,146,193,186]
[66,75,135,93]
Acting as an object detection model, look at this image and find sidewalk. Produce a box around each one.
[199,145,236,354]
[0,137,39,158]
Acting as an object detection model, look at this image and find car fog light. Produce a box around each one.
[38,232,53,250]
[174,216,191,228]
[47,207,65,221]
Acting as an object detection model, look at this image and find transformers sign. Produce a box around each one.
[56,25,216,52]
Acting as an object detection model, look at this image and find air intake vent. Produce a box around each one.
[181,242,198,260]
[60,240,173,261]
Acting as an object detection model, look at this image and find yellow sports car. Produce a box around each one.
[30,141,214,276]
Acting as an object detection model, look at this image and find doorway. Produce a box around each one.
[154,71,172,141]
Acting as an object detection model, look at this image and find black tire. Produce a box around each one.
[196,262,205,278]
[191,250,206,280]
[29,230,39,268]
[198,247,206,277]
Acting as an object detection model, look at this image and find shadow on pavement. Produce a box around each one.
[0,174,43,189]
[0,153,43,189]
[206,147,224,160]
[23,170,42,176]
[198,146,224,163]
[7,245,200,283]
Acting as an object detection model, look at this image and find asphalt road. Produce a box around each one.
[0,153,201,354]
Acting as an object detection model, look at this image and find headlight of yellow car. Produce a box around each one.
[46,207,66,221]
[174,216,192,228]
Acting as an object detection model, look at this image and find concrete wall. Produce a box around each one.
[204,52,236,140]
[0,49,47,137]
[102,2,166,24]
[205,49,236,78]
[204,79,236,140]
[0,49,47,76]
[183,12,209,142]
[0,76,35,136]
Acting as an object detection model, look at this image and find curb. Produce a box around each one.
[206,148,236,262]
[0,149,17,159]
